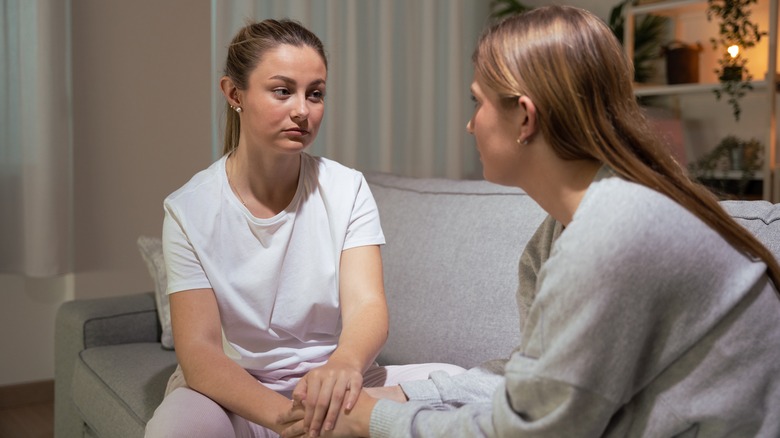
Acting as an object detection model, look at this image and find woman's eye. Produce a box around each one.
[273,88,291,97]
[308,90,325,102]
[470,94,479,107]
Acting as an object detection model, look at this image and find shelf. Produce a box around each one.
[634,79,771,97]
[625,0,778,201]
[691,170,763,181]
[629,0,707,16]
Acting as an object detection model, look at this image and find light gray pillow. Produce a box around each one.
[137,236,174,349]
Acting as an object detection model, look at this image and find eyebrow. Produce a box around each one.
[268,75,326,87]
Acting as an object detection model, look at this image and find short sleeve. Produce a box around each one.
[162,203,212,294]
[343,174,385,250]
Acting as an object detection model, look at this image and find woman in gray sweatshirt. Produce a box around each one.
[279,5,780,437]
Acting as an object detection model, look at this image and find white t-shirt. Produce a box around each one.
[162,153,385,391]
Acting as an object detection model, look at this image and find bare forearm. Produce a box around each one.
[180,346,291,433]
[332,300,388,371]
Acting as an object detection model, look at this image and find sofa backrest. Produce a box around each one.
[366,173,780,370]
[366,173,547,369]
[721,200,780,261]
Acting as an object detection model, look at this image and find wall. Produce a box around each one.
[0,0,212,386]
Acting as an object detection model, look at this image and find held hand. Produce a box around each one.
[325,389,377,438]
[289,389,377,438]
[278,399,306,438]
[292,360,363,437]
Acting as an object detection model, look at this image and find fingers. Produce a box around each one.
[292,377,308,405]
[301,379,320,433]
[319,376,348,432]
[301,371,363,437]
[278,400,306,438]
[305,374,336,436]
[279,419,307,438]
[343,375,363,410]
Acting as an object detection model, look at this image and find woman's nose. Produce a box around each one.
[291,98,309,121]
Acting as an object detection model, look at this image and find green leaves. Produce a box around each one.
[707,0,766,121]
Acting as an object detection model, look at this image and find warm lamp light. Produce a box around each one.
[727,44,740,58]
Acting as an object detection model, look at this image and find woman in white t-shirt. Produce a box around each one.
[145,19,462,438]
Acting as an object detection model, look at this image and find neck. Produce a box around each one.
[228,148,301,217]
[522,158,601,227]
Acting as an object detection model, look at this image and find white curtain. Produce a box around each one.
[0,0,73,276]
[211,0,491,179]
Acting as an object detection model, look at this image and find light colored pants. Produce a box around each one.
[144,362,465,438]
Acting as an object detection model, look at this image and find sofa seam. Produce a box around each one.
[82,309,158,348]
[368,181,528,197]
[730,214,780,226]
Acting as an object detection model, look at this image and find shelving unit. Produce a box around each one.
[623,0,779,201]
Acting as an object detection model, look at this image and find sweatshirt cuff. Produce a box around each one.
[370,399,431,438]
[400,379,444,405]
[370,399,403,437]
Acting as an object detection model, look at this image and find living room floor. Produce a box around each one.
[0,381,54,438]
[0,400,53,438]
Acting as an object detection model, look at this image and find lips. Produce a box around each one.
[283,128,309,135]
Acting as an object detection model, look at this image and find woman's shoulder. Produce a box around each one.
[577,175,692,229]
[563,176,716,258]
[303,153,365,187]
[164,156,225,209]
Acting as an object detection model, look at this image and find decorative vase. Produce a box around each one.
[662,41,702,84]
[720,65,743,81]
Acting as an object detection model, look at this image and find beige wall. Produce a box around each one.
[0,0,212,386]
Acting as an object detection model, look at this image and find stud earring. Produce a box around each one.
[235,106,242,113]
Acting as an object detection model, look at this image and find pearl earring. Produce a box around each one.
[235,106,242,113]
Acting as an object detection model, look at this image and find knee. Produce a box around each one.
[145,388,234,438]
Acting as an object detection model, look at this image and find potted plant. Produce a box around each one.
[689,135,763,197]
[706,0,767,121]
[491,1,668,84]
[609,0,669,83]
[489,0,531,18]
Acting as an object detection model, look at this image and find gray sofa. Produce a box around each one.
[54,172,780,438]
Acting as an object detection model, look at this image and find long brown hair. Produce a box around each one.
[473,5,780,292]
[222,19,327,156]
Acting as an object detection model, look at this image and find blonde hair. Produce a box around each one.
[222,19,327,156]
[474,5,780,292]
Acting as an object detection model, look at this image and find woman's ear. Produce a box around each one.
[220,76,241,108]
[517,95,537,145]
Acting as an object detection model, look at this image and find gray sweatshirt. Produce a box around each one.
[370,170,780,437]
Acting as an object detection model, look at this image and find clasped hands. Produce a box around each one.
[276,361,405,438]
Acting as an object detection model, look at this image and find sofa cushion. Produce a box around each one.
[72,343,177,437]
[137,236,174,349]
[365,173,547,369]
[721,200,780,260]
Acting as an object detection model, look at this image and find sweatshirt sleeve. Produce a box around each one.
[399,359,507,407]
[369,356,617,437]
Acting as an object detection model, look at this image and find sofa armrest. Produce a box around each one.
[55,292,161,438]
